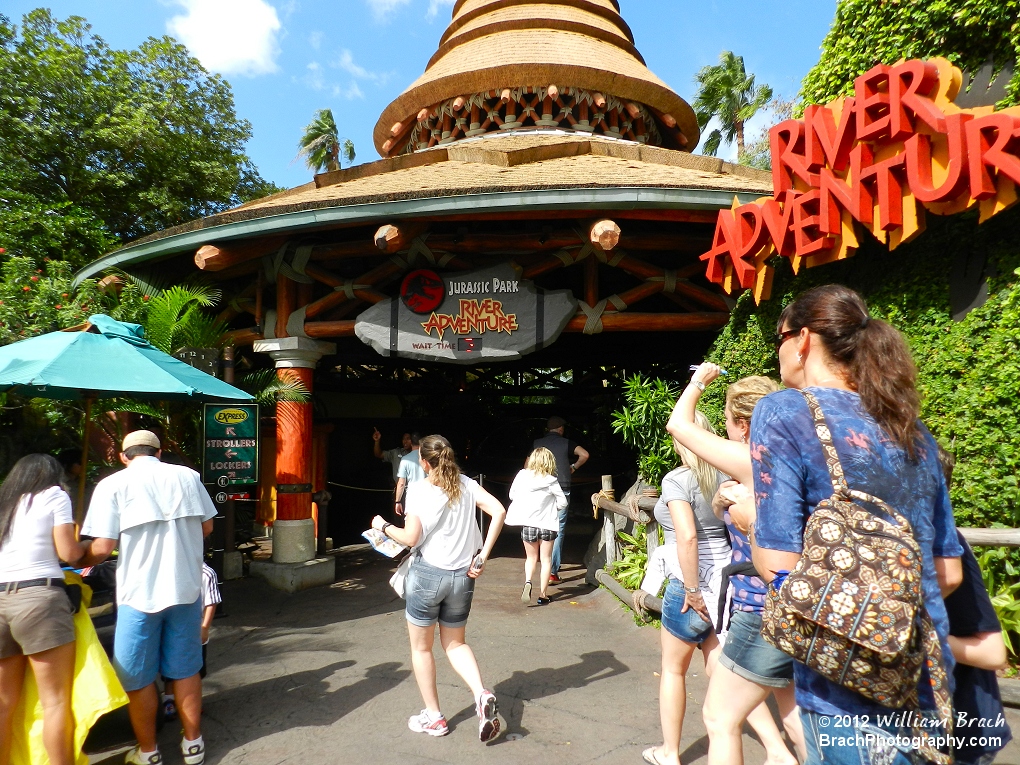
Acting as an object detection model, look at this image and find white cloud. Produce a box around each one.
[335,49,383,82]
[365,0,412,21]
[303,61,325,91]
[333,81,365,100]
[426,0,454,19]
[309,30,323,50]
[167,0,282,76]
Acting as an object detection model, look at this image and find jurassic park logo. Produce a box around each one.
[420,299,519,338]
[701,57,1020,303]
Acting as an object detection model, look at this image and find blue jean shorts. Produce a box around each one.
[113,599,203,691]
[661,579,714,644]
[405,558,475,629]
[719,609,792,688]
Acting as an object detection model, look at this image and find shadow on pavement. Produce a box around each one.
[202,660,411,762]
[446,649,629,742]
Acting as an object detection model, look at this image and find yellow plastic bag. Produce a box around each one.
[10,573,129,765]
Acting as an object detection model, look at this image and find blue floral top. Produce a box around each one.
[750,387,963,718]
[723,511,768,612]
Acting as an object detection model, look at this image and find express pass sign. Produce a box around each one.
[355,263,576,363]
[702,57,1020,303]
[202,404,259,486]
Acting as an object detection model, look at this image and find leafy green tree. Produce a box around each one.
[693,51,774,159]
[0,10,282,268]
[298,108,356,173]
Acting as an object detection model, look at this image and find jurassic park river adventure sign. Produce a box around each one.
[701,57,1020,303]
[354,263,577,363]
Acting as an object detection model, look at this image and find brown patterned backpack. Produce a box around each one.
[760,390,952,764]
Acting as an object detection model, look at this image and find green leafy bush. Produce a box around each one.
[611,375,683,485]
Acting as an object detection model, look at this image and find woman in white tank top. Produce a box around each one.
[372,435,507,744]
[0,453,90,765]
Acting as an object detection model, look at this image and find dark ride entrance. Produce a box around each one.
[76,0,774,587]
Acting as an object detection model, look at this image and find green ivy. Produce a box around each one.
[800,0,1020,111]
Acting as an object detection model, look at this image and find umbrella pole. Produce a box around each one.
[77,398,92,526]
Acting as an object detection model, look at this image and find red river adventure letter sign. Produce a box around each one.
[355,263,577,363]
[701,57,1020,303]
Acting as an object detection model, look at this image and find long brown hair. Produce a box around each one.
[419,434,462,504]
[0,454,67,547]
[778,284,921,457]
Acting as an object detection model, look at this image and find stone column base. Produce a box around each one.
[250,558,336,593]
[273,518,315,563]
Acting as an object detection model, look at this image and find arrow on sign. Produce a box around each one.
[225,427,236,436]
[224,449,238,458]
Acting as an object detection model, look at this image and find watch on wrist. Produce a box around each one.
[381,522,392,536]
[684,585,701,594]
[690,380,706,392]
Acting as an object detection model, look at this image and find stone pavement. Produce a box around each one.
[100,542,1020,765]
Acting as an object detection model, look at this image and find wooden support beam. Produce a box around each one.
[374,222,428,254]
[304,258,405,320]
[584,256,598,306]
[222,327,263,346]
[613,280,663,308]
[195,236,288,271]
[589,219,621,252]
[276,274,296,338]
[608,253,730,312]
[564,312,729,332]
[304,263,388,304]
[304,320,357,338]
[216,282,258,323]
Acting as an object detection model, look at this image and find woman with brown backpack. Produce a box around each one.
[739,284,964,765]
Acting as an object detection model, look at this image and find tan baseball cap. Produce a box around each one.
[122,430,160,451]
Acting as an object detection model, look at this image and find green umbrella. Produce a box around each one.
[0,314,253,516]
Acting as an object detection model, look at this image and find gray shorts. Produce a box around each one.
[405,558,475,629]
[0,584,75,657]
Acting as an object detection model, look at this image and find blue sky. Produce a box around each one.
[4,0,837,189]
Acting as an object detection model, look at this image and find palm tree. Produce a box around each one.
[693,51,774,159]
[297,109,355,173]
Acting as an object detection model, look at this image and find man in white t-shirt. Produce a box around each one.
[80,430,216,765]
[394,433,426,516]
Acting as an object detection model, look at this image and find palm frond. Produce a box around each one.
[144,285,222,353]
[240,370,310,405]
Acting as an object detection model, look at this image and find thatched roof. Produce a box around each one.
[373,0,699,155]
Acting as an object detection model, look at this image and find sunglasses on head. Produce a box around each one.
[774,328,799,348]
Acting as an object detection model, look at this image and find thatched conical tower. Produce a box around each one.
[374,0,698,156]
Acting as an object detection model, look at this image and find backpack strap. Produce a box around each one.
[800,389,850,496]
[799,389,915,532]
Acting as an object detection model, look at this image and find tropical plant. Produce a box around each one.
[610,528,649,591]
[297,108,355,173]
[611,375,682,485]
[976,546,1020,655]
[740,97,795,171]
[693,51,774,159]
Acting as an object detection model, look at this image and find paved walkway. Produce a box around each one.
[97,542,1020,765]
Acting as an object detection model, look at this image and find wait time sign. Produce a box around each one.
[202,404,259,486]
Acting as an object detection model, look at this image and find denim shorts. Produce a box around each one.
[661,579,714,644]
[113,598,203,691]
[405,558,475,629]
[718,609,792,688]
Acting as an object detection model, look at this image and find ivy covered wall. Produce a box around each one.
[704,0,1020,528]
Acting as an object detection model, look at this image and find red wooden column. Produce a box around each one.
[275,366,314,522]
[253,336,335,564]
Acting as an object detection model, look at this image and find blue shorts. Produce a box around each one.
[719,609,792,688]
[661,579,714,644]
[113,599,203,691]
[405,558,475,629]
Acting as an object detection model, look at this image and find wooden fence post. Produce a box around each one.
[601,475,617,568]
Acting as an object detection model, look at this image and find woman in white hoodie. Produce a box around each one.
[505,448,567,605]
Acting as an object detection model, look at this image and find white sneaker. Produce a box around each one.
[181,737,205,765]
[124,746,162,765]
[476,690,500,743]
[408,709,449,736]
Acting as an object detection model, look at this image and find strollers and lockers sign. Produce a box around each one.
[203,404,259,486]
[354,263,577,363]
[701,57,1020,303]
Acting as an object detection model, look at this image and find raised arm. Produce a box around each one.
[666,363,753,485]
[372,427,384,460]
